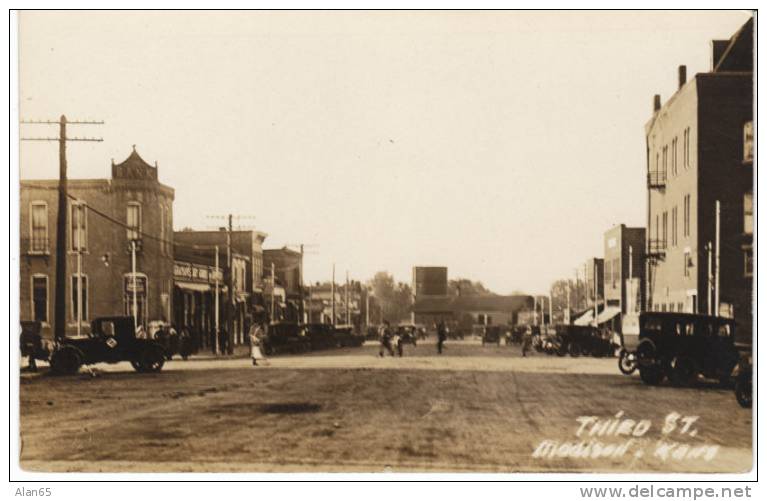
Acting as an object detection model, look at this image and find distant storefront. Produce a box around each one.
[172,259,224,352]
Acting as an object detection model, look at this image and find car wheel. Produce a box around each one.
[636,340,657,367]
[639,364,665,386]
[618,350,638,375]
[670,357,696,387]
[556,344,568,357]
[568,342,581,357]
[50,347,82,375]
[735,371,752,408]
[138,345,165,373]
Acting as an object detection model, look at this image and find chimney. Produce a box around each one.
[653,94,661,112]
[678,65,687,89]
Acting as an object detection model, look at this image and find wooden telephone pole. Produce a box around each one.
[21,116,103,340]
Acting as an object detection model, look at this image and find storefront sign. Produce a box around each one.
[174,261,223,284]
[124,275,147,295]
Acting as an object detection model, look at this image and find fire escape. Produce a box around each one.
[646,169,667,310]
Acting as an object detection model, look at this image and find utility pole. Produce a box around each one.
[345,271,350,325]
[566,280,571,324]
[300,244,305,323]
[226,214,234,353]
[533,295,538,326]
[215,245,220,354]
[707,242,713,315]
[20,116,103,339]
[593,262,598,327]
[331,264,336,326]
[714,201,721,317]
[75,202,82,337]
[549,290,553,327]
[271,262,276,322]
[628,245,633,314]
[131,240,138,330]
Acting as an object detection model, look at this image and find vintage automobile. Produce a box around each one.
[555,324,612,358]
[48,316,167,375]
[635,312,739,387]
[617,313,640,375]
[20,321,53,366]
[303,323,338,351]
[733,346,752,408]
[396,324,420,347]
[334,325,366,347]
[506,325,526,345]
[481,325,502,346]
[261,322,311,355]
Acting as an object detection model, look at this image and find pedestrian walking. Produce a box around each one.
[20,323,42,372]
[249,322,267,366]
[522,326,533,357]
[437,319,447,354]
[378,320,395,357]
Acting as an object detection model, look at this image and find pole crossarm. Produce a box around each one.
[21,137,103,142]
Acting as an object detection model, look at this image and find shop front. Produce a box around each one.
[172,259,224,353]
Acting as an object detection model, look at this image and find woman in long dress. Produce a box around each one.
[249,323,267,366]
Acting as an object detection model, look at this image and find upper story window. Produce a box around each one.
[662,146,668,177]
[127,202,142,240]
[29,202,48,253]
[70,201,87,251]
[744,192,753,234]
[683,195,691,238]
[744,121,753,163]
[159,205,166,255]
[672,137,678,177]
[683,127,691,169]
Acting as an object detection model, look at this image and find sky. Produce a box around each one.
[17,10,752,294]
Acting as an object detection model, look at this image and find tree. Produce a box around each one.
[368,271,413,322]
[448,278,495,297]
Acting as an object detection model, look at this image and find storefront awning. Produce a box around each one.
[175,281,211,292]
[596,306,622,325]
[573,310,594,326]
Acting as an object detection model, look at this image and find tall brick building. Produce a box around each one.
[645,18,753,341]
[19,147,175,337]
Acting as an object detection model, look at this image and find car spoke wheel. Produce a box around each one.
[138,345,165,373]
[618,350,638,375]
[670,356,696,387]
[639,364,665,386]
[735,372,752,408]
[50,347,81,375]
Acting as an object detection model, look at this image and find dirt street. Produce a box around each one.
[19,341,753,473]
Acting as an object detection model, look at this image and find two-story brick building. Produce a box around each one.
[645,18,753,341]
[20,147,175,337]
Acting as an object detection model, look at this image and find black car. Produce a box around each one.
[303,323,337,350]
[396,325,419,346]
[555,324,612,358]
[49,316,167,375]
[334,325,365,347]
[635,312,739,387]
[262,322,311,355]
[481,325,502,346]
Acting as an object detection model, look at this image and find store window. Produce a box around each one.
[127,202,142,240]
[70,201,87,251]
[30,202,48,253]
[744,192,753,235]
[32,275,48,323]
[70,274,89,322]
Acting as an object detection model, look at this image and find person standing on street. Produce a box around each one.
[522,325,533,357]
[249,322,267,366]
[437,319,447,354]
[378,320,394,357]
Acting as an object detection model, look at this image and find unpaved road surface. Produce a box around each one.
[19,341,752,473]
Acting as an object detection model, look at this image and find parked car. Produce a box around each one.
[334,325,365,347]
[481,325,502,346]
[262,322,311,355]
[48,316,167,375]
[303,323,337,351]
[635,312,739,387]
[555,324,611,358]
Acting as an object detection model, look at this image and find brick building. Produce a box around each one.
[644,18,753,341]
[173,229,267,344]
[20,147,175,337]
